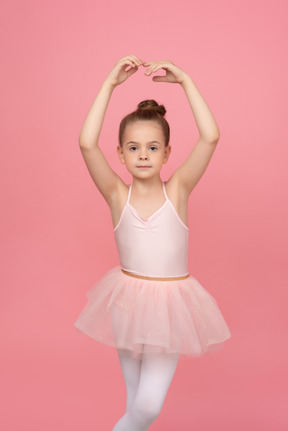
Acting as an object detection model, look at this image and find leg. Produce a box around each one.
[117,348,142,412]
[111,306,142,412]
[113,349,179,431]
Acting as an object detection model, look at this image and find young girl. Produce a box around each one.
[74,55,231,431]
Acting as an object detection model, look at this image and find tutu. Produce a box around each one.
[74,266,231,359]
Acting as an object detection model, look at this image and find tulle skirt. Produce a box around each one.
[73,266,231,359]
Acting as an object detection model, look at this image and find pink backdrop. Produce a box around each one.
[1,0,287,430]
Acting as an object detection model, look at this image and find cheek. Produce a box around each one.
[123,151,136,164]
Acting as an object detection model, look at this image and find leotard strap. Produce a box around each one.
[127,184,132,203]
[162,182,168,200]
[113,185,132,232]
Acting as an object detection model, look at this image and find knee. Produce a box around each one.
[133,399,162,424]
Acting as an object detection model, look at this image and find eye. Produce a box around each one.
[129,146,138,151]
[149,146,158,151]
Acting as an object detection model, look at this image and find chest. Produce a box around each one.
[129,194,167,219]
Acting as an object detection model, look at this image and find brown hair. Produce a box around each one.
[119,100,170,147]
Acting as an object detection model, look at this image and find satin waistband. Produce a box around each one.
[121,269,190,281]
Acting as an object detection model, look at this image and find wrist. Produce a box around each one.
[102,78,117,92]
[179,73,192,88]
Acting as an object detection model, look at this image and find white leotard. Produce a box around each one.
[114,183,189,278]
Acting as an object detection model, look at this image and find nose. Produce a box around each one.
[139,149,149,160]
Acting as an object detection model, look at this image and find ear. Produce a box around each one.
[117,145,126,164]
[163,145,171,164]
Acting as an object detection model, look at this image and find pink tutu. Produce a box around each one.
[73,266,231,359]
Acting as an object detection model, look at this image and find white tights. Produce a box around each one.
[112,348,179,431]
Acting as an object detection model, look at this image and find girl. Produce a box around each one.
[74,55,231,431]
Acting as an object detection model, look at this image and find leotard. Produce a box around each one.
[74,183,231,359]
[114,182,188,278]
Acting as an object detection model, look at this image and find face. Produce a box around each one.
[117,120,171,180]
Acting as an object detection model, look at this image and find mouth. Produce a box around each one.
[136,166,152,169]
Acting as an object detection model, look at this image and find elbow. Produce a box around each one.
[201,128,220,145]
[212,127,220,144]
[78,131,89,147]
[203,135,220,145]
[78,137,86,148]
[79,139,89,150]
[78,130,92,149]
[78,136,96,151]
[209,130,220,145]
[214,126,221,143]
[78,133,86,148]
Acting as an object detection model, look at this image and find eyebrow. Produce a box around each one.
[125,141,161,145]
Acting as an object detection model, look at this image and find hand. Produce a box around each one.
[105,55,143,87]
[143,60,189,84]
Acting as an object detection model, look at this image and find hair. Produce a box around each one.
[119,100,170,147]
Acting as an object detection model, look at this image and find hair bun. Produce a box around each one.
[119,99,170,146]
[137,100,166,117]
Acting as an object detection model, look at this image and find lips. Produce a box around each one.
[136,166,152,169]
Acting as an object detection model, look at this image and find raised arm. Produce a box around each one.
[144,61,220,197]
[79,55,143,204]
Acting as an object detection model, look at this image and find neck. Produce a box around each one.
[131,176,163,193]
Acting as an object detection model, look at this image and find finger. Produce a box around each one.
[118,59,136,70]
[144,60,170,68]
[144,63,157,74]
[145,64,167,76]
[143,61,159,73]
[118,56,140,69]
[126,66,139,77]
[129,55,144,66]
[125,61,140,71]
[144,62,160,70]
[152,76,168,82]
[124,55,143,67]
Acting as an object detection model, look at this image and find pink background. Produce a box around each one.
[1,0,287,430]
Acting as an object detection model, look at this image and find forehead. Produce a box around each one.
[123,120,165,143]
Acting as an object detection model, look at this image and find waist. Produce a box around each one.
[121,268,190,281]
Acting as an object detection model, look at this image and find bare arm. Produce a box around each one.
[144,61,220,197]
[79,55,143,204]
